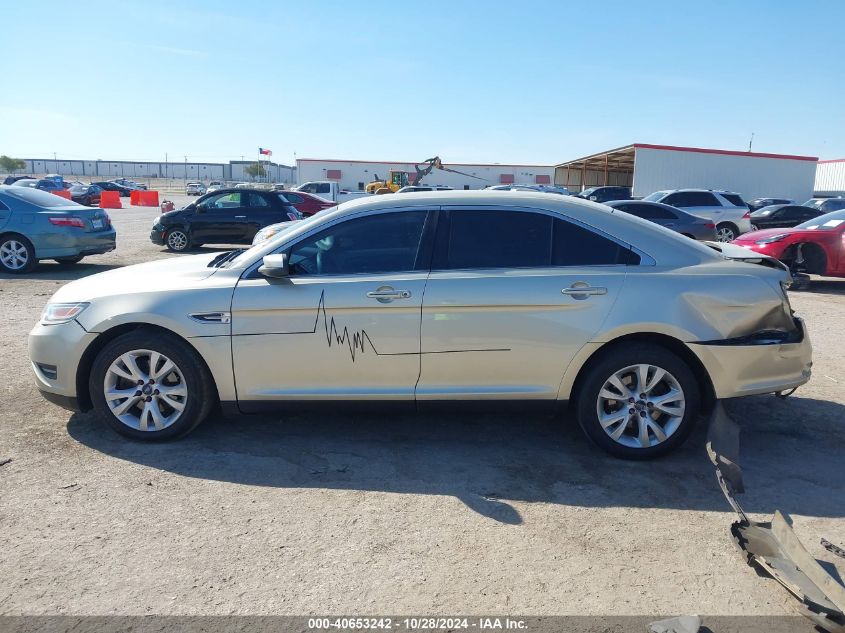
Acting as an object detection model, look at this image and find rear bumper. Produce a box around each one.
[34,228,116,259]
[690,317,812,398]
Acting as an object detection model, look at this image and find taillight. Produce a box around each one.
[48,216,85,228]
[705,222,715,229]
[742,211,751,219]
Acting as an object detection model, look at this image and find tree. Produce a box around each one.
[244,162,266,180]
[0,155,26,175]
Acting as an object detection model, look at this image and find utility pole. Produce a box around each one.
[748,133,755,152]
[165,152,168,179]
[184,156,188,183]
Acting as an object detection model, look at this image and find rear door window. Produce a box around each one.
[664,192,720,207]
[445,210,551,269]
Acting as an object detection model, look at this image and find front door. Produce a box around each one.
[416,207,629,402]
[230,208,434,409]
[192,192,249,243]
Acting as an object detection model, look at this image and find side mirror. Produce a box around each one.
[259,253,289,278]
[589,196,598,201]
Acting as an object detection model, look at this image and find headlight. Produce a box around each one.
[41,302,89,325]
[755,234,788,244]
[153,215,162,225]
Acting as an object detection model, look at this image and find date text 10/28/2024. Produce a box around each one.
[308,617,527,630]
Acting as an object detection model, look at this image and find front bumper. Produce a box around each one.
[29,319,97,406]
[690,317,812,399]
[150,225,166,245]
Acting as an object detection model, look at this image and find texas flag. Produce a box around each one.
[259,147,272,156]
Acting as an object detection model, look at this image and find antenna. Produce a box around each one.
[748,132,755,152]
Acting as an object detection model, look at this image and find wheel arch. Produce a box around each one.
[565,332,715,413]
[75,322,220,411]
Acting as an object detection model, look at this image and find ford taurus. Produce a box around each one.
[29,191,812,459]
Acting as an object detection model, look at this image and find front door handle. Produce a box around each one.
[234,215,247,219]
[366,286,412,303]
[562,283,607,299]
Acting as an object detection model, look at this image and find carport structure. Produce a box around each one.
[555,143,818,201]
[555,144,636,193]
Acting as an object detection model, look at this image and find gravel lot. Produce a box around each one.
[1,199,843,621]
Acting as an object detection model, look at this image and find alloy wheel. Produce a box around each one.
[0,239,30,270]
[595,363,686,449]
[715,226,736,242]
[103,349,188,431]
[167,230,188,251]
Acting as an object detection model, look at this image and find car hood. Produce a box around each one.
[49,253,227,303]
[704,241,790,273]
[732,227,797,242]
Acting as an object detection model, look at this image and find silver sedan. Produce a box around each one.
[29,191,811,459]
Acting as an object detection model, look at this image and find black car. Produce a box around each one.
[92,181,133,197]
[150,188,302,252]
[69,184,103,206]
[3,175,34,185]
[605,200,716,240]
[747,197,794,212]
[749,204,823,230]
[574,186,632,203]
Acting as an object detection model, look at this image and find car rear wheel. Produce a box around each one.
[575,343,700,459]
[165,229,191,252]
[90,330,216,440]
[55,255,84,265]
[0,235,37,274]
[715,223,738,242]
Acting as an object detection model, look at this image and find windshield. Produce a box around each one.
[226,206,338,268]
[795,209,845,230]
[801,199,825,210]
[578,187,596,197]
[1,186,81,208]
[643,191,668,202]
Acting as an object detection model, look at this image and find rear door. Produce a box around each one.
[416,206,631,403]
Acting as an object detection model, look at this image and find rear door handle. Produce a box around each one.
[234,215,247,219]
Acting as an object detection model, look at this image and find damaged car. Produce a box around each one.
[29,191,812,458]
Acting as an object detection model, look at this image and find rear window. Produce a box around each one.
[720,193,746,207]
[1,187,80,208]
[822,199,845,212]
[796,209,845,230]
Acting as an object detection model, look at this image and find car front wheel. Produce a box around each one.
[165,229,191,252]
[0,235,37,273]
[89,330,216,440]
[575,343,700,459]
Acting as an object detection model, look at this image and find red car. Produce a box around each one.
[731,209,845,277]
[277,190,335,217]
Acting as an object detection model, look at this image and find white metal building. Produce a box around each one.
[17,158,296,184]
[296,158,556,191]
[814,158,845,196]
[555,143,818,202]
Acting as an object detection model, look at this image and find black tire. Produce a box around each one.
[89,329,216,441]
[55,255,84,265]
[165,228,191,252]
[0,234,37,274]
[574,343,700,460]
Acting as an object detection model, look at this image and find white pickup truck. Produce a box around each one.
[295,181,372,204]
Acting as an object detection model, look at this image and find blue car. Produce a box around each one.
[0,185,116,274]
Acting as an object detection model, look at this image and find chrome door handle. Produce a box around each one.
[234,215,247,218]
[366,287,412,303]
[562,284,607,298]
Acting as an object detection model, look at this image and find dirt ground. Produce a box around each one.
[1,199,843,622]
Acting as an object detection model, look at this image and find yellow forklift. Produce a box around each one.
[365,157,485,194]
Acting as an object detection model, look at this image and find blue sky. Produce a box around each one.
[2,0,843,165]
